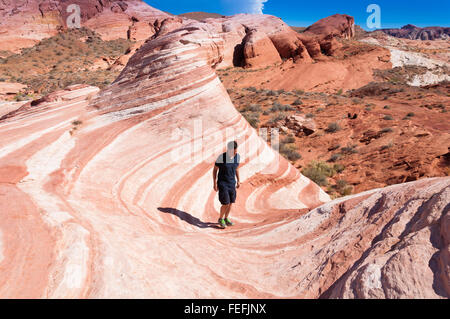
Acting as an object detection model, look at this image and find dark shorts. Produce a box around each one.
[218,183,237,205]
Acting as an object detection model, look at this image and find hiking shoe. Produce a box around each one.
[218,218,227,229]
[225,218,234,226]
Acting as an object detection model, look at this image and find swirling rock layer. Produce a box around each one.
[0,6,448,300]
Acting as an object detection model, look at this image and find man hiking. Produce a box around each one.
[213,141,241,229]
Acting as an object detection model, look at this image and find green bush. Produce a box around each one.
[280,146,302,161]
[302,161,337,186]
[273,142,301,161]
[335,180,353,196]
[242,112,260,128]
[383,115,394,120]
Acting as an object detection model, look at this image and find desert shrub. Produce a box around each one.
[243,112,260,128]
[14,93,31,101]
[268,113,286,125]
[336,89,343,95]
[281,105,294,111]
[247,87,257,92]
[335,180,353,196]
[243,104,262,113]
[269,101,282,112]
[329,153,342,162]
[292,98,303,106]
[380,127,393,134]
[326,122,341,133]
[72,120,83,126]
[280,145,302,161]
[302,161,336,186]
[341,144,358,155]
[352,98,362,104]
[333,163,345,173]
[270,103,293,112]
[383,115,394,120]
[380,142,393,151]
[281,135,296,144]
[328,144,341,151]
[273,141,301,161]
[266,90,277,96]
[306,113,315,119]
[406,112,415,117]
[383,105,390,109]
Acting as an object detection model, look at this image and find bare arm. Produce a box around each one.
[213,165,218,191]
[236,167,240,188]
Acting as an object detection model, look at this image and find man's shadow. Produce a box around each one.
[157,207,222,229]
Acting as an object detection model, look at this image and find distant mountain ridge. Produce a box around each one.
[380,24,450,40]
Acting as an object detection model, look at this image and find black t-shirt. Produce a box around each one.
[215,152,240,186]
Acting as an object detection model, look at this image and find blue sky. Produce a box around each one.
[144,0,450,30]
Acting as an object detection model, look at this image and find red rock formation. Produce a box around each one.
[0,80,447,298]
[0,82,27,98]
[0,4,446,300]
[297,14,355,58]
[0,18,330,298]
[304,14,355,39]
[242,29,282,68]
[320,178,450,298]
[0,0,170,52]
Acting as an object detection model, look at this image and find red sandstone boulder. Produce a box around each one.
[304,14,355,39]
[285,114,316,136]
[243,29,282,68]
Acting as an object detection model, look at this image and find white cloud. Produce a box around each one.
[224,0,269,14]
[245,0,268,14]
